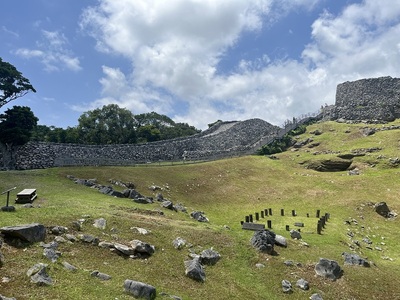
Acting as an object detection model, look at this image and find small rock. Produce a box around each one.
[91,270,111,280]
[184,257,205,282]
[93,218,107,230]
[62,261,78,272]
[290,229,302,239]
[310,293,324,300]
[296,278,309,290]
[282,279,292,293]
[172,237,186,250]
[124,279,157,300]
[314,258,343,280]
[255,263,265,269]
[199,248,221,266]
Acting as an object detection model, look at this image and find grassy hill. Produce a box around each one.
[0,121,399,300]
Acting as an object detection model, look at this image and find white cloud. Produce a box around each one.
[15,30,82,72]
[80,0,400,129]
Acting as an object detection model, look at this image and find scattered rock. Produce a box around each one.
[124,279,157,300]
[190,211,209,222]
[290,229,302,240]
[255,263,265,269]
[199,248,221,266]
[91,270,111,280]
[296,278,309,290]
[78,234,99,245]
[49,226,68,235]
[314,258,343,280]
[0,294,16,300]
[310,293,324,300]
[250,230,276,255]
[184,257,205,282]
[172,237,186,250]
[43,247,61,263]
[342,252,370,267]
[130,240,155,257]
[131,227,151,235]
[27,263,53,286]
[274,234,287,248]
[62,261,78,272]
[93,218,107,230]
[0,223,46,244]
[282,279,293,293]
[374,202,396,218]
[360,127,375,136]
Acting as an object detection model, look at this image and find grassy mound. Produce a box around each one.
[0,120,399,299]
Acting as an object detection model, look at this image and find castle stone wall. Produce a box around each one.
[332,76,400,121]
[11,118,278,170]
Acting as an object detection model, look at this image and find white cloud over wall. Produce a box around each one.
[80,0,400,129]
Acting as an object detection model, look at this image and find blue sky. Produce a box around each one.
[1,0,400,130]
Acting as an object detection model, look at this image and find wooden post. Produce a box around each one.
[261,210,264,218]
[249,214,253,223]
[268,208,272,215]
[285,225,290,231]
[245,216,250,223]
[316,209,320,218]
[307,213,309,218]
[255,212,259,221]
[292,210,296,217]
[281,209,284,216]
[264,209,268,216]
[267,220,272,229]
[317,221,322,234]
[325,213,329,221]
[320,216,326,228]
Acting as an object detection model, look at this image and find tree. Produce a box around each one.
[0,106,38,146]
[0,58,36,108]
[77,104,136,144]
[135,111,200,141]
[137,125,161,143]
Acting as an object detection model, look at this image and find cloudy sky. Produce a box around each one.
[1,0,400,130]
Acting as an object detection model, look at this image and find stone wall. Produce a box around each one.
[331,76,400,121]
[9,118,279,170]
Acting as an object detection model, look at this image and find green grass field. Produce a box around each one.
[0,121,399,300]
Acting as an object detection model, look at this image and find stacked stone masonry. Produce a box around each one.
[331,76,400,122]
[12,119,279,170]
[2,76,399,170]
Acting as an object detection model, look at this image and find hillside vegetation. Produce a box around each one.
[0,120,399,300]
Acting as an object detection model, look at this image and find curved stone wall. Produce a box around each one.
[332,76,400,121]
[12,118,279,170]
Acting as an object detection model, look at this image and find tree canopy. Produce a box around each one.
[0,106,38,146]
[77,104,137,144]
[0,57,36,108]
[30,105,201,145]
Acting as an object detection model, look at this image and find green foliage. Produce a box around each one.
[31,107,200,144]
[135,111,200,142]
[77,104,137,144]
[137,124,161,143]
[0,105,38,146]
[0,57,36,108]
[257,124,307,155]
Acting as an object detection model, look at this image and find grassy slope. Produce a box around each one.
[0,121,399,300]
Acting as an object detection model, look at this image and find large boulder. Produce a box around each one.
[27,263,53,286]
[184,257,206,282]
[250,230,276,254]
[129,240,155,257]
[0,223,46,243]
[342,252,370,267]
[199,248,221,266]
[374,202,391,218]
[315,258,343,280]
[124,279,156,300]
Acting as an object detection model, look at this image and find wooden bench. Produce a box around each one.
[15,189,37,204]
[242,222,265,231]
